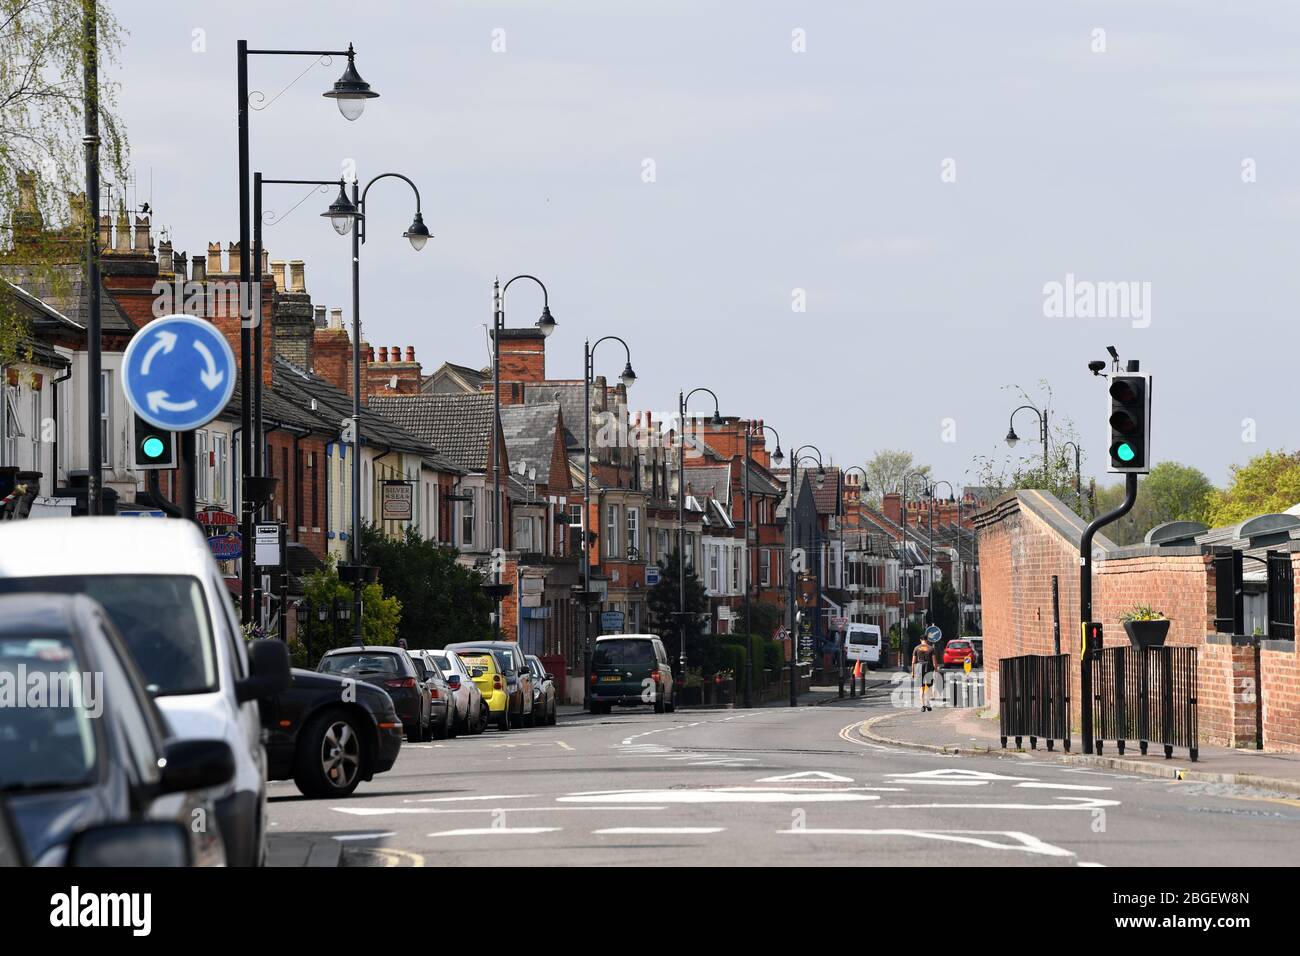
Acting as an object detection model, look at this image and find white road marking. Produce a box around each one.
[428,827,560,837]
[333,805,666,816]
[757,771,855,783]
[331,832,397,841]
[593,827,725,835]
[406,794,537,803]
[1015,782,1111,792]
[1078,861,1107,867]
[559,789,880,804]
[885,768,1037,783]
[781,828,1076,858]
[884,796,1121,811]
[556,741,574,751]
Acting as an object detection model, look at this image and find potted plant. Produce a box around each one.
[1121,605,1170,649]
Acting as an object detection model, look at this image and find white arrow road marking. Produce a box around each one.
[331,832,397,841]
[140,330,177,375]
[757,771,855,783]
[146,390,197,414]
[594,827,725,835]
[884,796,1120,811]
[1016,782,1111,791]
[559,789,880,804]
[193,339,224,389]
[781,828,1076,858]
[429,828,559,837]
[885,768,1037,783]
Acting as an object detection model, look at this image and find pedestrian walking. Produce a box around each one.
[912,635,937,711]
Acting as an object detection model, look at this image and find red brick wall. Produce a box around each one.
[263,432,328,562]
[498,338,545,384]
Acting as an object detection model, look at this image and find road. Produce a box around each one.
[267,691,1300,867]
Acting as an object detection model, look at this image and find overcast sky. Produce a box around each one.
[108,0,1300,489]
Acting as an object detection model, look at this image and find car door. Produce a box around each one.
[409,655,434,723]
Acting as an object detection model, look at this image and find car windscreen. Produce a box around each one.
[458,654,496,676]
[592,640,654,668]
[319,653,403,677]
[948,641,969,650]
[0,575,216,697]
[0,637,97,792]
[848,632,879,646]
[430,654,451,672]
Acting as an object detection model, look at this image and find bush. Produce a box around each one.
[721,633,782,689]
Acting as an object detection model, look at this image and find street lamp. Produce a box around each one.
[840,464,871,698]
[490,276,559,637]
[344,172,430,636]
[929,478,960,640]
[897,469,928,665]
[236,37,375,624]
[742,421,782,708]
[1060,440,1085,516]
[1006,402,1050,475]
[787,446,824,707]
[677,387,721,683]
[582,335,635,702]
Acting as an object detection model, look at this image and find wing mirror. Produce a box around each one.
[66,821,192,867]
[236,639,291,703]
[159,738,235,794]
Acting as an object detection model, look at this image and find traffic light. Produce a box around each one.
[133,412,176,470]
[1107,372,1150,473]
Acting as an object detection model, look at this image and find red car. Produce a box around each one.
[942,639,976,668]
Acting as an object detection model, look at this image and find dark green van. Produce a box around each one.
[588,634,675,715]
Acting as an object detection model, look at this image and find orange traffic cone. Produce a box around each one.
[853,660,863,680]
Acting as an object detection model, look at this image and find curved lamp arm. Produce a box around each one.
[358,171,423,244]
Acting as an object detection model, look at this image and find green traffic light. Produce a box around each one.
[1115,442,1136,463]
[142,436,166,459]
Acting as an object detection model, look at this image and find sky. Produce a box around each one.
[106,0,1300,490]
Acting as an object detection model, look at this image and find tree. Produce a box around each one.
[292,566,401,668]
[360,524,492,648]
[646,549,708,671]
[1094,461,1217,545]
[929,577,959,645]
[745,601,783,641]
[1,0,129,363]
[971,381,1088,511]
[862,449,929,509]
[1206,450,1300,527]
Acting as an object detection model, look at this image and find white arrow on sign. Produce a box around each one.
[140,329,178,375]
[147,390,198,414]
[755,771,855,784]
[193,340,224,390]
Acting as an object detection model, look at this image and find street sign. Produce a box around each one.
[254,522,284,568]
[119,509,166,518]
[381,480,414,521]
[208,531,242,560]
[925,625,942,642]
[645,565,660,587]
[600,610,625,634]
[121,314,237,431]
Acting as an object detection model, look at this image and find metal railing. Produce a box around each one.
[999,653,1071,752]
[1091,645,1198,761]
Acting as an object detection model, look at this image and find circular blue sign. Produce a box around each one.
[122,314,237,431]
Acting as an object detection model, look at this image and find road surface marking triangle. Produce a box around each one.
[756,771,855,783]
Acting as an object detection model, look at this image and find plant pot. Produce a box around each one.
[1123,619,1170,649]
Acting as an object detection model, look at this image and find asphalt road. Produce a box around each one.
[267,692,1300,867]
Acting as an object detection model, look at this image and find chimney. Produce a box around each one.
[99,214,112,249]
[378,346,388,363]
[288,260,305,293]
[114,202,130,253]
[16,172,38,215]
[158,239,173,273]
[207,242,222,275]
[494,327,548,385]
[367,346,375,362]
[192,253,206,283]
[174,250,188,280]
[261,247,269,275]
[68,193,86,228]
[389,345,399,362]
[133,215,152,255]
[270,260,286,291]
[329,307,343,330]
[405,346,415,363]
[227,241,241,275]
[313,305,326,328]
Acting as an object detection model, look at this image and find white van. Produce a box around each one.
[843,623,883,669]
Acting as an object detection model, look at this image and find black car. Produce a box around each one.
[526,655,558,726]
[0,593,233,866]
[263,668,404,798]
[318,646,432,743]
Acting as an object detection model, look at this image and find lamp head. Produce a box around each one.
[323,44,379,121]
[403,211,431,251]
[322,183,359,236]
[536,304,557,338]
[1005,427,1019,448]
[619,362,637,388]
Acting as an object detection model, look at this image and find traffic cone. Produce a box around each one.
[853,660,862,680]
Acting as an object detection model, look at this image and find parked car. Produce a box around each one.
[844,623,883,670]
[445,641,535,728]
[263,669,404,797]
[942,639,977,669]
[588,634,675,714]
[526,655,558,726]
[0,592,231,867]
[0,518,291,867]
[421,650,487,735]
[318,646,431,743]
[453,650,512,732]
[408,653,455,739]
[965,635,984,667]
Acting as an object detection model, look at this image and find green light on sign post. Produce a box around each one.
[142,436,166,459]
[1114,442,1136,463]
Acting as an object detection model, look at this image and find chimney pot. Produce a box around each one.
[390,345,399,363]
[405,346,415,363]
[288,259,305,293]
[134,216,152,256]
[270,260,286,290]
[206,242,222,275]
[328,307,343,331]
[158,239,173,273]
[192,254,207,283]
[367,346,375,362]
[261,247,269,275]
[227,241,241,275]
[98,214,112,249]
[378,346,389,362]
[313,305,326,328]
[114,203,130,253]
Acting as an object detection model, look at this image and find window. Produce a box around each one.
[515,514,535,552]
[311,453,319,529]
[685,532,695,568]
[3,385,23,465]
[99,371,112,468]
[29,388,40,471]
[732,546,740,592]
[213,434,227,505]
[626,507,640,558]
[605,504,620,559]
[760,549,771,587]
[462,488,476,546]
[195,431,209,502]
[657,529,669,563]
[709,545,720,592]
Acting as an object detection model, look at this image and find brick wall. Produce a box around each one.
[1259,551,1300,749]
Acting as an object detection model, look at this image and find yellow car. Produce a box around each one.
[457,652,512,732]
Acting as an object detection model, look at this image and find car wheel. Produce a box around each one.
[523,705,536,728]
[474,702,488,735]
[653,694,666,714]
[294,709,365,798]
[431,711,449,740]
[497,710,510,732]
[548,700,558,725]
[447,709,460,738]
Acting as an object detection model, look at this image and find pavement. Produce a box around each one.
[862,692,1300,797]
[265,682,1300,867]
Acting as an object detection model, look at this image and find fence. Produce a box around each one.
[999,653,1071,752]
[1091,645,1198,761]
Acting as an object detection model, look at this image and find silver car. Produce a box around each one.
[426,650,488,735]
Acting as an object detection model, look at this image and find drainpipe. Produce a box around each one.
[52,364,74,491]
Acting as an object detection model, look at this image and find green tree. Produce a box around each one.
[1094,461,1217,545]
[862,449,930,510]
[929,577,959,644]
[360,524,492,648]
[292,566,401,668]
[1206,449,1300,526]
[646,549,708,668]
[1,0,129,363]
[744,601,783,641]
